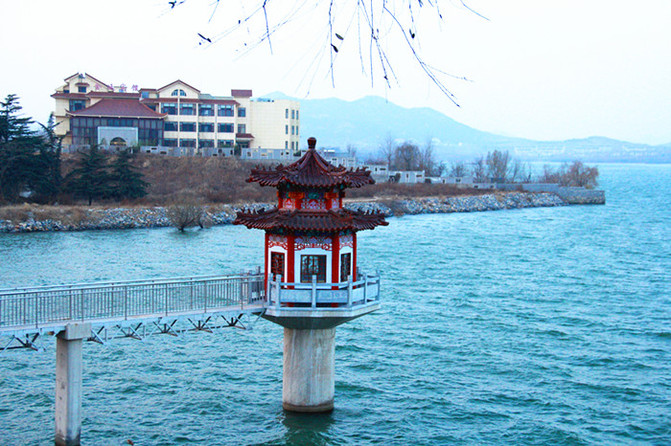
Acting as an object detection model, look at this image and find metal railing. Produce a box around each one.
[0,273,265,331]
[267,272,380,308]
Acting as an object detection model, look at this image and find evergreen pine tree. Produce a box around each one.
[66,146,112,205]
[0,94,42,202]
[109,149,148,200]
[33,113,63,203]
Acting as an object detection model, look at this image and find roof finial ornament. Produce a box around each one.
[307,136,317,151]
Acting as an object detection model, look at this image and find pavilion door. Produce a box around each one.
[270,252,285,281]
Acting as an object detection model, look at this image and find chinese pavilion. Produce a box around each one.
[234,136,387,412]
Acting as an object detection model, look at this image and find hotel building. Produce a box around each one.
[52,73,300,159]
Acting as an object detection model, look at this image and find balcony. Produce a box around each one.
[263,272,381,329]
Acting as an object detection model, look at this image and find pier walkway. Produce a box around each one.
[0,273,266,350]
[0,271,380,445]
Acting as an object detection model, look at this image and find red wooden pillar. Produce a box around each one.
[264,232,270,287]
[352,233,357,281]
[287,234,295,287]
[331,235,340,288]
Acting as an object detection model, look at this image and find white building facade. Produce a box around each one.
[52,73,300,158]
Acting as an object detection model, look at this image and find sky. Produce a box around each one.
[1,0,670,145]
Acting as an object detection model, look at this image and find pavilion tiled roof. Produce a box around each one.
[247,137,374,189]
[234,208,388,232]
[68,98,165,118]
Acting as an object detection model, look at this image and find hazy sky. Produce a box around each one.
[1,0,670,145]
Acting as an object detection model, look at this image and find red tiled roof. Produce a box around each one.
[88,92,140,98]
[236,133,254,139]
[234,208,388,232]
[68,98,165,118]
[231,89,253,97]
[247,137,374,189]
[51,92,88,99]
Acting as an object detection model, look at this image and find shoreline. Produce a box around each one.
[0,192,571,234]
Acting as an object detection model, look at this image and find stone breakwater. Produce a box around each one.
[347,192,566,216]
[0,192,566,234]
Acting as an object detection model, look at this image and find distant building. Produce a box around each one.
[389,170,426,184]
[52,73,300,158]
[317,147,358,168]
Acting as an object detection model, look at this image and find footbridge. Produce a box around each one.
[0,271,381,446]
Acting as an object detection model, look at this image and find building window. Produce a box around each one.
[171,89,186,97]
[291,126,294,135]
[69,100,86,112]
[296,110,299,120]
[179,139,196,148]
[199,139,214,148]
[180,122,196,132]
[180,103,195,115]
[146,103,157,111]
[340,253,352,282]
[238,141,250,149]
[237,124,246,134]
[291,110,295,119]
[218,104,234,116]
[271,252,285,279]
[199,123,214,133]
[164,122,178,132]
[285,125,288,135]
[162,103,177,115]
[164,139,178,147]
[217,139,234,148]
[285,141,288,149]
[199,104,214,116]
[218,123,234,133]
[141,91,149,99]
[238,107,246,117]
[285,109,288,119]
[300,255,327,283]
[77,86,87,93]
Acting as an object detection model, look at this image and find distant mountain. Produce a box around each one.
[263,93,671,163]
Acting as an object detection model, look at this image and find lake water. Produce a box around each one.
[0,164,669,445]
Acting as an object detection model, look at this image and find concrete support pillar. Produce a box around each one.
[282,327,335,412]
[55,323,90,446]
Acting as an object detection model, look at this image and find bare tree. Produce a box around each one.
[378,134,395,167]
[175,1,486,104]
[539,164,563,183]
[394,142,420,171]
[418,138,437,176]
[167,200,206,232]
[472,156,486,182]
[449,161,468,177]
[562,161,599,188]
[509,159,530,183]
[537,161,598,188]
[485,149,510,182]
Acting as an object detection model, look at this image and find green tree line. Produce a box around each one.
[0,94,148,205]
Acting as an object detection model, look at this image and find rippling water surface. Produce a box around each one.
[1,164,670,445]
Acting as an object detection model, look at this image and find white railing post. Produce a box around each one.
[364,274,368,302]
[275,275,281,309]
[347,275,353,308]
[311,275,317,308]
[247,275,252,307]
[165,283,169,316]
[204,280,208,313]
[124,286,128,320]
[190,278,194,310]
[35,293,39,328]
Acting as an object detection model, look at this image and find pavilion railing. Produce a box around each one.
[0,273,265,330]
[267,272,380,308]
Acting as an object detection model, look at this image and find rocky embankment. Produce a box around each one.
[0,192,567,233]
